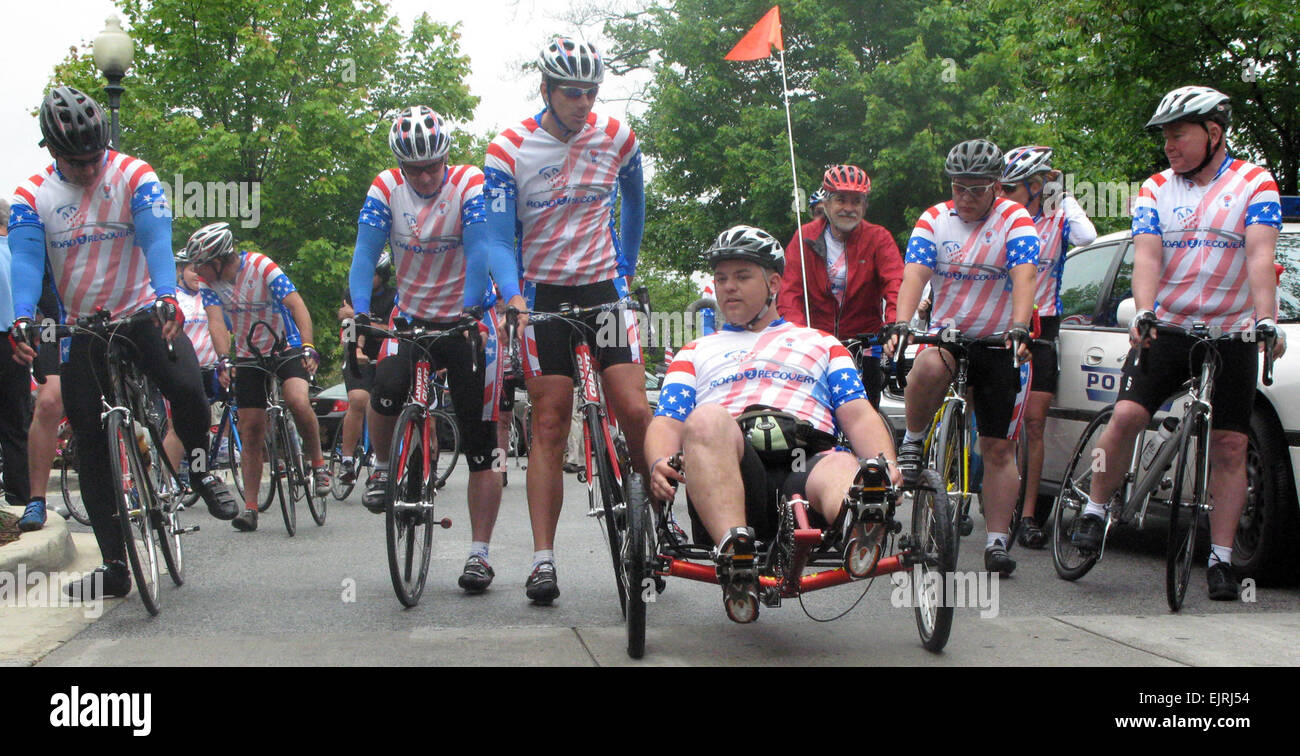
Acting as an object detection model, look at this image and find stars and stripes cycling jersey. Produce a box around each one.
[655,319,866,438]
[484,109,644,286]
[1130,155,1282,333]
[177,285,219,368]
[1030,194,1097,316]
[7,151,175,322]
[200,251,301,359]
[905,197,1040,338]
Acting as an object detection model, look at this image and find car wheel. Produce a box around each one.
[1233,406,1300,583]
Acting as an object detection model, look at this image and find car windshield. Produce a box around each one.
[1277,231,1300,322]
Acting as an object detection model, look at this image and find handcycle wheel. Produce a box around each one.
[269,415,295,536]
[386,404,435,607]
[622,472,653,659]
[929,401,968,560]
[1051,406,1111,581]
[911,469,955,652]
[258,435,278,513]
[60,437,92,526]
[106,413,161,616]
[328,424,356,501]
[430,409,461,489]
[1166,414,1208,612]
[586,406,629,616]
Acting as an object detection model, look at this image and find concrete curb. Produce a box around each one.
[0,505,76,575]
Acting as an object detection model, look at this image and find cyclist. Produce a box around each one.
[188,222,329,531]
[999,146,1097,548]
[335,251,396,486]
[808,187,827,220]
[161,249,230,473]
[16,262,63,530]
[645,225,901,621]
[1076,86,1285,600]
[778,164,903,407]
[883,139,1039,577]
[484,36,648,604]
[349,106,524,593]
[7,86,239,598]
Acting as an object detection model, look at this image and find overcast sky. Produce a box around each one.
[0,0,646,190]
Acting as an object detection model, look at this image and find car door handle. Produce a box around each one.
[1084,347,1104,366]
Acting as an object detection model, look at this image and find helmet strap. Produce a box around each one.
[1179,122,1223,180]
[541,86,581,139]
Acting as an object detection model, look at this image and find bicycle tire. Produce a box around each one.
[1166,413,1208,612]
[296,424,326,527]
[929,401,968,560]
[430,409,461,489]
[622,472,651,659]
[106,413,160,616]
[586,405,629,616]
[328,424,356,501]
[226,420,245,502]
[258,435,277,513]
[60,438,91,526]
[912,469,955,652]
[1051,406,1111,581]
[1005,430,1030,553]
[386,404,434,607]
[141,425,185,587]
[270,415,295,536]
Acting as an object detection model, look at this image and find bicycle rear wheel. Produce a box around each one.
[226,420,245,502]
[1052,407,1111,581]
[140,425,185,587]
[587,406,629,616]
[1166,414,1209,612]
[328,424,356,500]
[259,435,278,513]
[60,436,91,526]
[912,469,955,652]
[1006,429,1030,553]
[929,401,968,559]
[292,424,325,527]
[269,415,295,536]
[622,472,653,659]
[106,413,160,616]
[387,404,435,607]
[430,409,461,489]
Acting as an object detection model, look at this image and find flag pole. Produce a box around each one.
[777,48,812,325]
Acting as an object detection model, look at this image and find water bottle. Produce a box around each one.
[1140,416,1180,472]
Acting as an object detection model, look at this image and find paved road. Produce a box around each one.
[34,459,1300,666]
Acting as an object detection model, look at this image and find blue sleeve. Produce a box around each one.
[350,222,388,315]
[200,288,222,308]
[8,225,47,321]
[483,166,521,293]
[616,151,645,277]
[905,237,938,269]
[133,202,175,297]
[1131,206,1161,237]
[1006,236,1040,268]
[268,273,297,304]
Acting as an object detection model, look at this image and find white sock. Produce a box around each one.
[1083,498,1107,519]
[902,429,925,445]
[1209,544,1232,568]
[532,549,555,569]
[470,541,490,561]
[986,532,1008,550]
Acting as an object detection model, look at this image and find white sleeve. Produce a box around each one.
[1063,195,1097,247]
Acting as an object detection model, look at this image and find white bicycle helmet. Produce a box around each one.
[1145,86,1231,130]
[185,222,235,266]
[944,139,1005,180]
[388,106,451,163]
[1002,146,1054,184]
[538,37,605,84]
[705,225,784,275]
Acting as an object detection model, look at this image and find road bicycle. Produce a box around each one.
[38,308,200,616]
[180,393,245,509]
[1051,319,1277,611]
[348,315,469,607]
[328,411,373,501]
[56,419,90,526]
[240,321,325,535]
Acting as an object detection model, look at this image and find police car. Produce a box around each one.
[1040,196,1300,581]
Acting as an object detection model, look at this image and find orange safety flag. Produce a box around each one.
[724,5,784,61]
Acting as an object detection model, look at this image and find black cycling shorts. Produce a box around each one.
[1117,331,1256,435]
[343,360,376,394]
[234,350,311,410]
[36,339,62,378]
[685,439,830,547]
[523,280,643,379]
[370,321,498,472]
[930,341,1031,440]
[1029,315,1061,393]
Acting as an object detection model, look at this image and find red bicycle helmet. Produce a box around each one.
[822,164,871,196]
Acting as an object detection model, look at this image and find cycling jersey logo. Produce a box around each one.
[54,204,86,228]
[100,183,114,201]
[1220,193,1234,209]
[435,200,449,216]
[538,164,567,189]
[722,348,753,362]
[403,212,421,234]
[1172,206,1196,224]
[587,150,601,164]
[942,241,962,258]
[982,230,994,245]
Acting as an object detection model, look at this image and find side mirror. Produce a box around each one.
[1116,297,1137,326]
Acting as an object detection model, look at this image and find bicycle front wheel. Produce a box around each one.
[140,426,185,587]
[430,409,461,489]
[929,401,968,559]
[269,415,295,536]
[1166,413,1209,612]
[292,425,325,527]
[387,404,435,607]
[259,435,278,513]
[1052,406,1111,581]
[587,406,629,616]
[622,472,653,659]
[106,413,160,616]
[60,436,91,526]
[1006,429,1030,553]
[912,469,956,652]
[328,424,355,501]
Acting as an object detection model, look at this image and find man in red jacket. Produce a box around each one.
[778,164,903,406]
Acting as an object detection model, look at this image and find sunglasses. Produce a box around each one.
[59,151,105,168]
[951,181,997,198]
[1000,183,1023,194]
[401,160,444,177]
[554,85,599,99]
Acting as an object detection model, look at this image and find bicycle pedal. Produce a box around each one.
[723,583,760,624]
[180,525,200,535]
[959,515,974,537]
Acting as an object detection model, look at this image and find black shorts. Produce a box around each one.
[1029,315,1061,393]
[36,339,63,378]
[1117,332,1256,435]
[343,361,376,394]
[685,440,831,547]
[234,350,311,410]
[499,374,524,411]
[931,341,1031,440]
[523,280,643,379]
[370,321,498,472]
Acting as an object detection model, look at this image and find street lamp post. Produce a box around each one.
[93,15,134,150]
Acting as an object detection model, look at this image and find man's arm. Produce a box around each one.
[777,230,808,326]
[616,151,645,278]
[836,398,896,466]
[874,229,904,325]
[1244,223,1280,326]
[644,415,685,501]
[1131,235,1161,314]
[282,290,314,347]
[205,303,231,357]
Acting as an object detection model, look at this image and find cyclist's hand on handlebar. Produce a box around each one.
[1128,310,1158,349]
[882,322,910,360]
[1006,323,1031,364]
[506,294,529,332]
[649,455,684,501]
[217,357,233,389]
[301,343,320,375]
[154,295,184,341]
[9,317,39,365]
[1255,319,1285,360]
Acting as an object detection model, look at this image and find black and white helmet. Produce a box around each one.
[538,37,605,84]
[944,139,1005,180]
[185,222,235,266]
[39,86,110,155]
[1002,146,1054,184]
[1145,86,1231,130]
[388,106,451,163]
[705,225,784,275]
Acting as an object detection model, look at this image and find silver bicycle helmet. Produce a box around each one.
[185,222,235,266]
[944,139,1005,180]
[538,37,605,84]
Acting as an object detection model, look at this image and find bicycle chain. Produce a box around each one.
[773,498,795,583]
